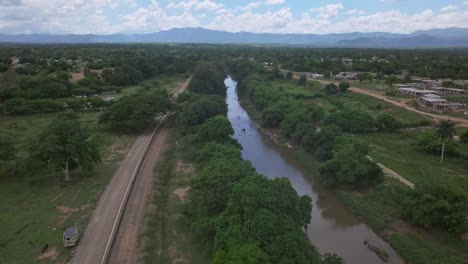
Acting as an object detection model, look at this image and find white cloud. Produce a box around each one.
[239,1,262,12]
[310,3,343,19]
[167,0,198,11]
[207,7,292,33]
[440,5,456,12]
[1,0,468,35]
[347,9,366,15]
[264,0,285,6]
[194,0,223,11]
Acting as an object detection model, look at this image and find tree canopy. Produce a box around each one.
[99,91,171,133]
[33,112,100,181]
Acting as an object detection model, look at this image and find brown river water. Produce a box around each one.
[225,77,404,264]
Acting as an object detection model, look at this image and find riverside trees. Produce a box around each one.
[178,69,339,263]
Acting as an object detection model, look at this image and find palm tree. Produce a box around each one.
[435,120,456,163]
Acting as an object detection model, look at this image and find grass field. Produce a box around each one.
[142,127,209,264]
[448,96,468,105]
[355,131,468,190]
[120,75,186,97]
[350,80,387,90]
[0,112,135,263]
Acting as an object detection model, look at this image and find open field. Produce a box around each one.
[119,75,186,97]
[355,131,468,189]
[0,112,135,263]
[274,78,433,125]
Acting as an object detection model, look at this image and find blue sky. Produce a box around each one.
[1,0,468,34]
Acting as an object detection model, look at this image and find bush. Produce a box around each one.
[99,92,171,133]
[416,131,458,156]
[179,95,227,132]
[319,141,383,188]
[401,186,468,234]
[325,110,377,133]
[261,106,284,128]
[377,114,403,130]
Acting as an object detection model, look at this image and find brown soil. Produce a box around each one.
[57,204,91,225]
[173,187,190,203]
[169,241,189,264]
[176,160,195,174]
[70,72,85,83]
[37,247,59,261]
[105,140,132,163]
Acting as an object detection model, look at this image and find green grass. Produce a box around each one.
[355,131,468,190]
[120,75,186,97]
[0,112,134,263]
[318,92,432,125]
[350,81,387,90]
[448,96,468,105]
[143,127,209,264]
[389,234,468,264]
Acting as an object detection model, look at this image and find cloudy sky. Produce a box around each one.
[1,0,468,34]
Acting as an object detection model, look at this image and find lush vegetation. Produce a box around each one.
[99,90,172,133]
[176,62,342,263]
[32,112,101,181]
[233,61,468,264]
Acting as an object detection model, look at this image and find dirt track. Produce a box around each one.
[173,78,191,96]
[108,127,171,264]
[71,78,190,264]
[348,86,468,127]
[70,127,159,264]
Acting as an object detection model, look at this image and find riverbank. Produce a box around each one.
[237,83,468,264]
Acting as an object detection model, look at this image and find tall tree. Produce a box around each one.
[99,92,171,133]
[435,120,456,163]
[34,112,100,181]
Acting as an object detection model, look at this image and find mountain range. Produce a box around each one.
[1,27,468,48]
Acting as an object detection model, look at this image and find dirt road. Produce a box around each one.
[348,86,468,127]
[71,78,190,264]
[305,74,468,127]
[108,127,171,264]
[71,127,160,264]
[173,78,191,96]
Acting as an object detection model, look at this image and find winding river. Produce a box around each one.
[225,77,404,264]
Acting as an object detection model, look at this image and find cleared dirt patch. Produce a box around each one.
[176,160,195,174]
[56,204,91,225]
[37,247,59,261]
[173,187,190,203]
[70,72,85,83]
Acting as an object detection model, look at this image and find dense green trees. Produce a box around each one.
[416,131,458,157]
[319,142,383,187]
[325,110,377,133]
[213,175,319,264]
[196,116,236,145]
[401,186,468,234]
[338,82,350,93]
[32,112,100,181]
[99,92,171,133]
[188,62,227,95]
[178,68,335,263]
[179,95,227,132]
[324,83,339,95]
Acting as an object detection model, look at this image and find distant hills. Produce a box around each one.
[1,27,468,48]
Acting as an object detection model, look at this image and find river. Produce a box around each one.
[225,77,404,264]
